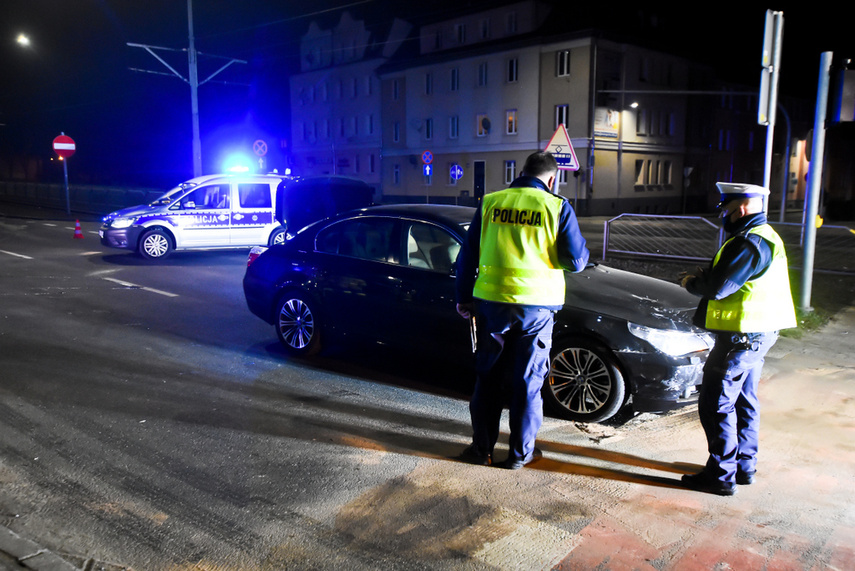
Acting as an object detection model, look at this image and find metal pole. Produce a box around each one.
[762,12,783,211]
[188,0,202,177]
[777,103,791,222]
[63,159,70,217]
[61,131,70,216]
[800,51,833,312]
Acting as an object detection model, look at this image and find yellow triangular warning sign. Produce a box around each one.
[545,125,579,171]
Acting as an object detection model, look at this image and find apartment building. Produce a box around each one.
[290,2,731,215]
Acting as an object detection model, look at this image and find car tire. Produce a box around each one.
[275,293,322,356]
[138,228,173,260]
[269,227,285,247]
[543,337,627,423]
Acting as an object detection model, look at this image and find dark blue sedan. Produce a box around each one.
[243,204,711,423]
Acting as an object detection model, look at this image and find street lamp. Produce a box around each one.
[16,33,31,47]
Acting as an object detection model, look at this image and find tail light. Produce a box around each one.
[247,246,267,268]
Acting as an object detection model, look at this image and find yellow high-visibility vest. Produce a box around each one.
[473,186,566,306]
[705,224,797,332]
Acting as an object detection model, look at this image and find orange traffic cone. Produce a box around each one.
[73,220,84,239]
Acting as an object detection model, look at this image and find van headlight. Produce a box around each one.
[109,216,137,229]
[628,322,712,357]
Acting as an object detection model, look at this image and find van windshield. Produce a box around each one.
[149,182,199,207]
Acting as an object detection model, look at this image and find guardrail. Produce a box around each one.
[603,213,855,275]
[0,180,162,215]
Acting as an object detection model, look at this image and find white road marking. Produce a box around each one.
[0,249,33,259]
[102,277,179,298]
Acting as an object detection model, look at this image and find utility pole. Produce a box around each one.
[128,0,246,177]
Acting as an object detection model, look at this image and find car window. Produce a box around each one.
[406,222,460,273]
[238,184,272,209]
[176,184,230,210]
[317,218,396,263]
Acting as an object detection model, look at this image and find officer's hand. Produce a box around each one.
[679,267,704,288]
[456,303,473,319]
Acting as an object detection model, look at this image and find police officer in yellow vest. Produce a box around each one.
[680,182,796,495]
[455,151,589,469]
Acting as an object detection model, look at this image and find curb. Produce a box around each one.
[0,526,78,571]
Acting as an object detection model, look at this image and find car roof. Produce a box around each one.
[182,173,295,186]
[342,203,475,227]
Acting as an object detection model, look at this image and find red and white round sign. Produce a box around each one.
[53,134,76,158]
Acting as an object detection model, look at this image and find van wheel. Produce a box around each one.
[269,227,285,246]
[543,338,626,423]
[139,228,173,260]
[275,293,321,356]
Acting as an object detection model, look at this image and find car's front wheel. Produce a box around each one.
[544,338,626,423]
[275,293,321,356]
[138,228,173,260]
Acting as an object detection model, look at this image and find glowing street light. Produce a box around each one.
[16,33,31,47]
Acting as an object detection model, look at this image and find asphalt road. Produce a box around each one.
[1,204,853,570]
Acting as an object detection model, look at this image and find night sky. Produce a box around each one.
[1,1,849,188]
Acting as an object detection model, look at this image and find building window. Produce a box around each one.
[480,18,490,40]
[507,58,518,83]
[456,24,466,45]
[366,114,374,136]
[504,160,516,184]
[424,118,433,140]
[555,104,569,129]
[635,160,647,187]
[556,50,570,77]
[450,67,459,92]
[448,162,458,186]
[506,110,518,135]
[393,121,400,142]
[636,109,648,136]
[365,76,372,96]
[506,12,517,34]
[392,79,400,101]
[425,72,433,95]
[662,161,672,185]
[449,115,459,139]
[478,62,488,87]
[393,164,401,185]
[476,113,489,137]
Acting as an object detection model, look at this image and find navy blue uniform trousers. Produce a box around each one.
[698,331,778,484]
[470,300,554,462]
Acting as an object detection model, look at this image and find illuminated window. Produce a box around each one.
[506,110,518,135]
[476,113,489,137]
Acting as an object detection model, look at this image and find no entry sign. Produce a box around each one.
[53,134,76,158]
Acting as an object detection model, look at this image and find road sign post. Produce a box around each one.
[53,134,76,216]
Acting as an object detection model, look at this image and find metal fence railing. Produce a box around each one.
[603,214,855,275]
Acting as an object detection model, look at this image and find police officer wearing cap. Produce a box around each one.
[455,151,589,469]
[680,182,796,495]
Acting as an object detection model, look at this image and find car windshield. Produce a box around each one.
[149,182,199,207]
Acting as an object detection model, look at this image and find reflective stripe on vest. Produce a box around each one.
[705,224,797,332]
[473,187,566,306]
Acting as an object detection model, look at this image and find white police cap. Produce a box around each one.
[715,182,770,200]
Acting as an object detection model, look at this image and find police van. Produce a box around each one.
[100,173,374,260]
[100,173,294,259]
